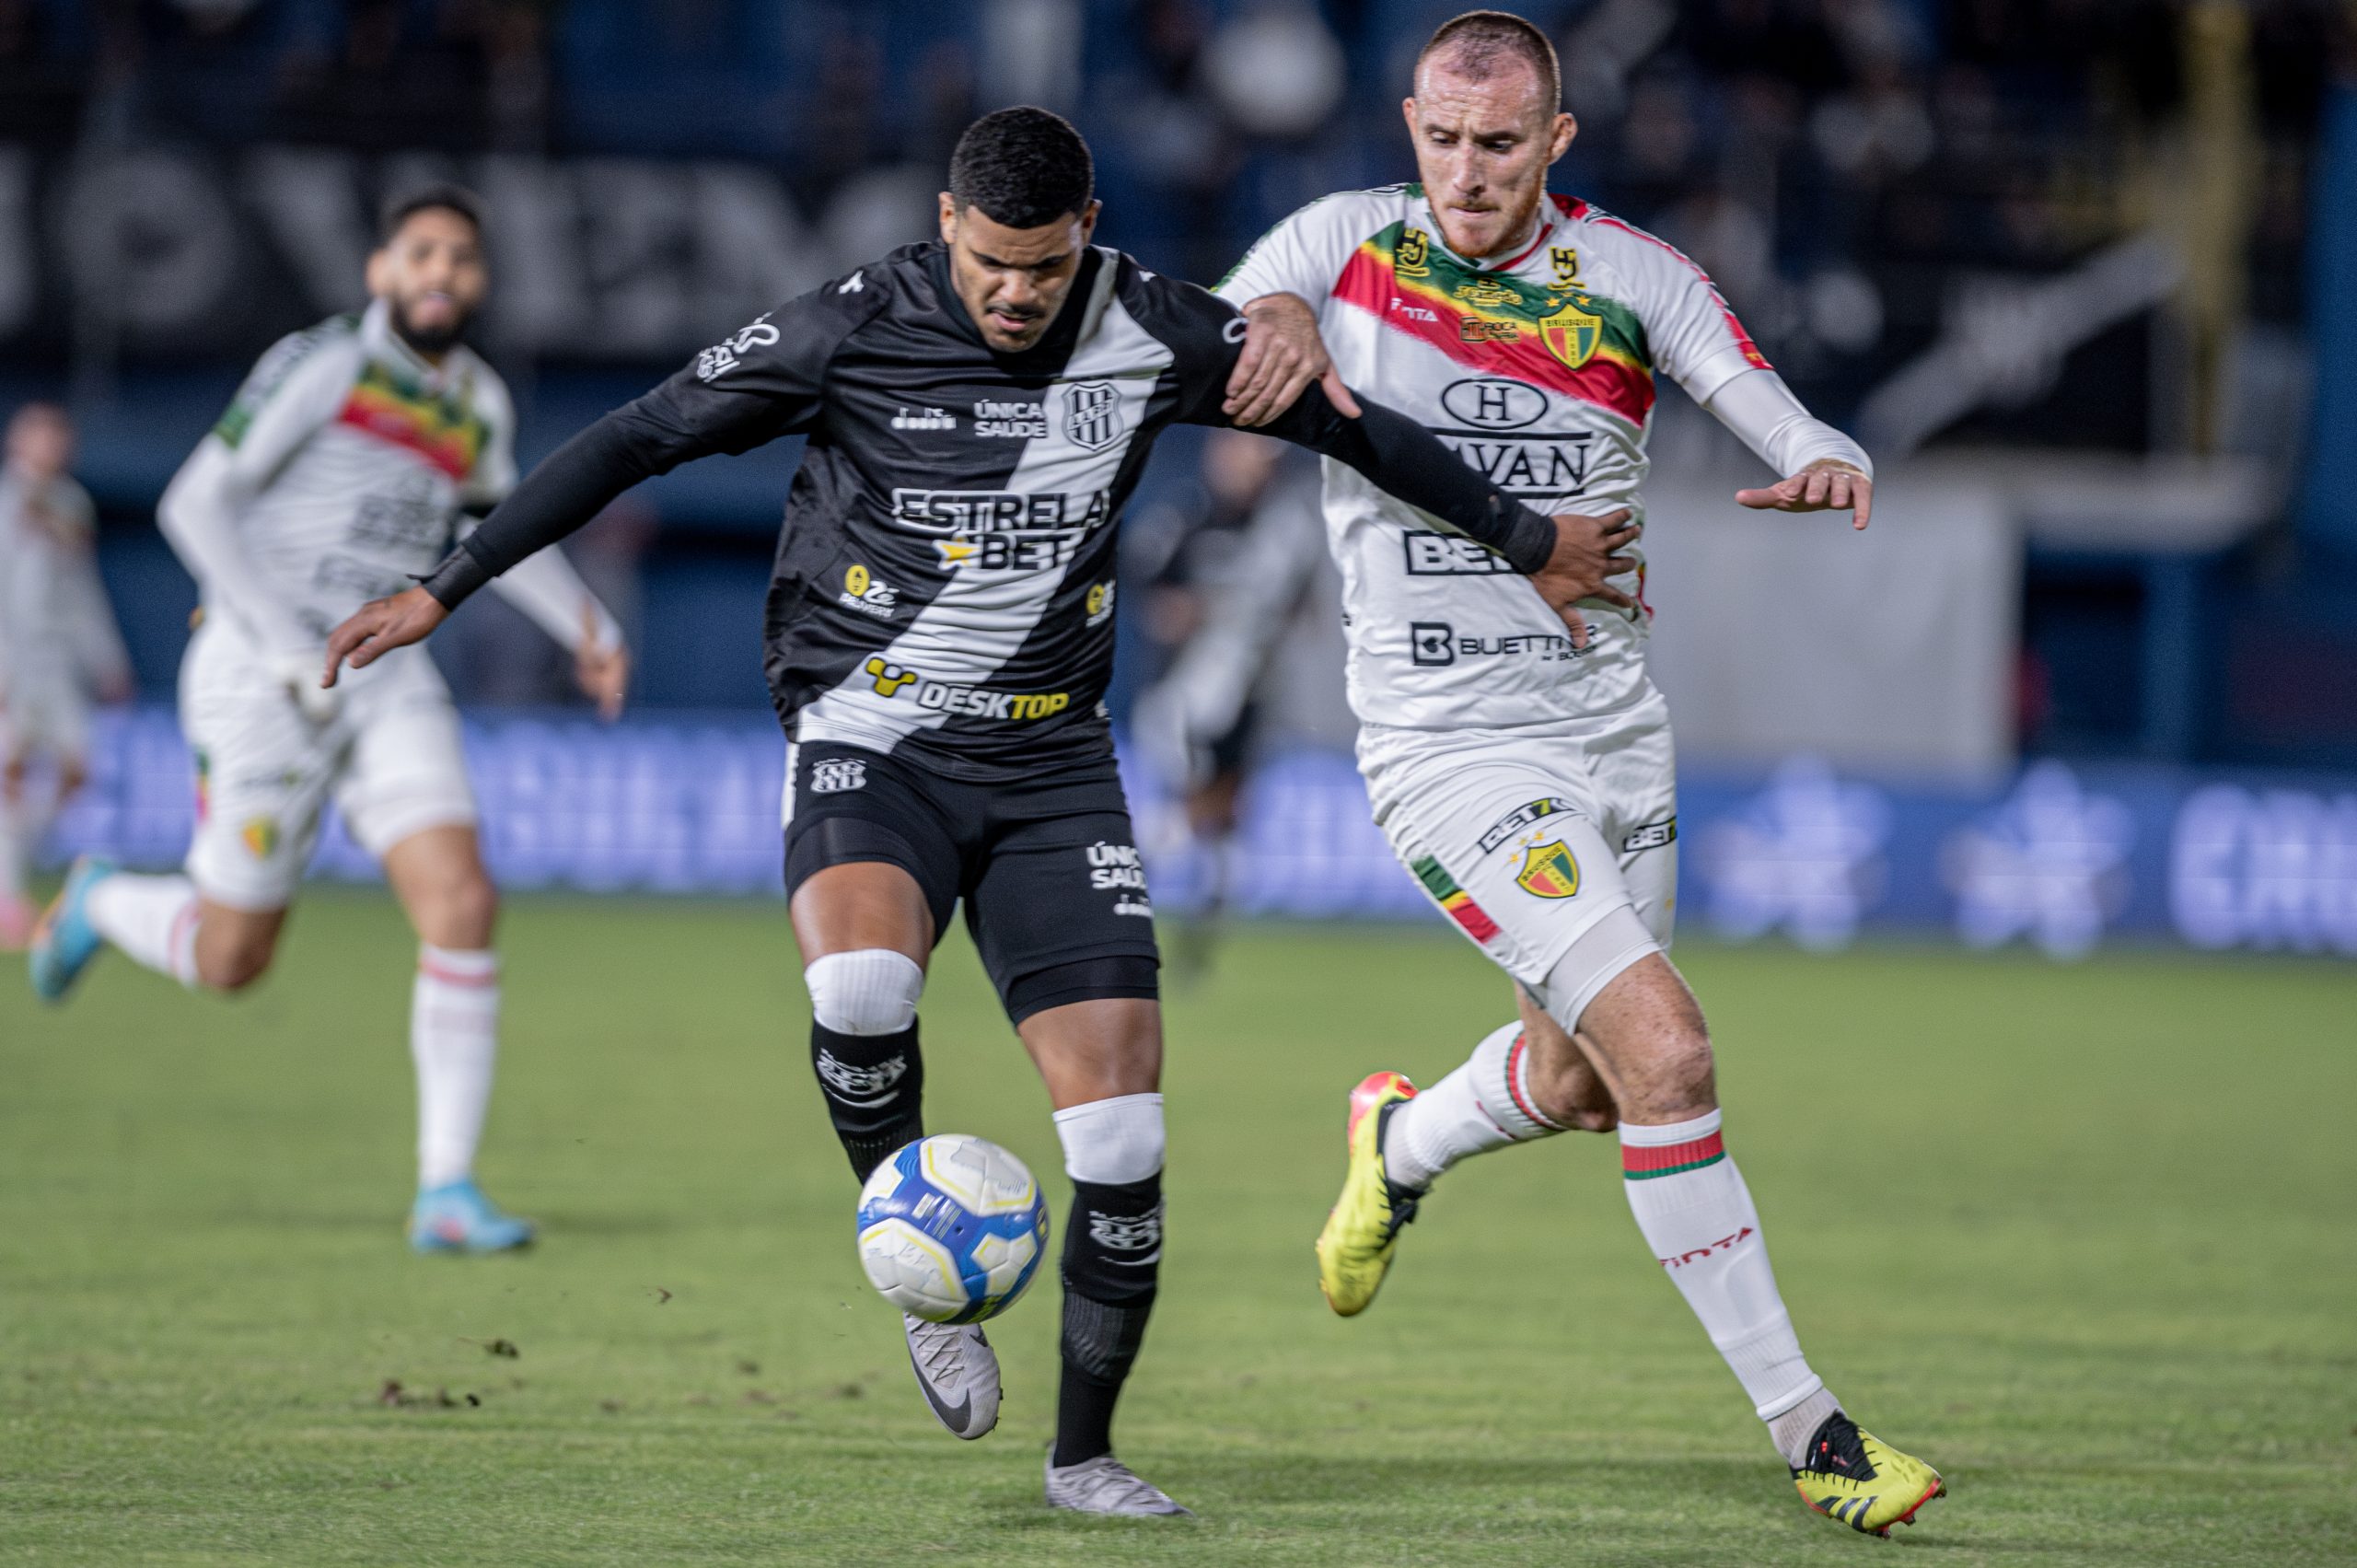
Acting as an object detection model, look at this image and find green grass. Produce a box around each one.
[3,895,2353,1565]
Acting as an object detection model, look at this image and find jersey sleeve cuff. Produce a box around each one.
[418,536,497,610]
[1496,502,1558,576]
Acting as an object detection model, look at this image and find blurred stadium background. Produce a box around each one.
[6,0,2357,958]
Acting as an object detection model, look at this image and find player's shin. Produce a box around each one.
[86,872,202,985]
[412,946,500,1190]
[806,949,926,1180]
[1384,1018,1564,1191]
[1618,1110,1840,1464]
[1051,1092,1165,1468]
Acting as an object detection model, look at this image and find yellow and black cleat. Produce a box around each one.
[1792,1412,1947,1537]
[1314,1071,1422,1317]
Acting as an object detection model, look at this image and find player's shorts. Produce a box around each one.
[0,679,92,765]
[180,623,476,911]
[1358,684,1678,1028]
[782,739,1159,1026]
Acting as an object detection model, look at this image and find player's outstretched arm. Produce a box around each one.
[1262,383,1637,646]
[1706,369,1875,530]
[322,586,448,685]
[1223,293,1360,427]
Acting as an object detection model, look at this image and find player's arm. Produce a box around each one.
[1623,228,1875,528]
[460,377,632,719]
[158,330,357,662]
[326,287,863,686]
[1210,196,1363,426]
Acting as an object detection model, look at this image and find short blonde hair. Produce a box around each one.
[1415,10,1562,113]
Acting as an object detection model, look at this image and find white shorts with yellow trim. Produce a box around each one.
[1358,686,1678,1013]
[179,623,475,911]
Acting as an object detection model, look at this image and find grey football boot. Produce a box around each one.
[902,1313,1000,1439]
[1044,1451,1193,1516]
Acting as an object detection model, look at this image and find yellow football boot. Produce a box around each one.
[1314,1071,1422,1316]
[1791,1412,1947,1537]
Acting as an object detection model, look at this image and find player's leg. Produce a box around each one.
[339,682,528,1253]
[1546,948,1944,1534]
[784,743,993,1437]
[39,633,320,1000]
[965,781,1187,1516]
[0,743,34,947]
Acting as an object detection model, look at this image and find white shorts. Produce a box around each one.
[1359,685,1679,1024]
[180,624,475,911]
[1,680,92,765]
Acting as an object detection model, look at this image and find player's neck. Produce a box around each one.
[1434,193,1549,268]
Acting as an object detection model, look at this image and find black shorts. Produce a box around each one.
[784,742,1160,1025]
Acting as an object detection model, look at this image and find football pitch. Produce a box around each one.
[2,894,2351,1566]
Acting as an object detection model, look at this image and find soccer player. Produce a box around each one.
[0,403,133,948]
[1214,11,1946,1537]
[318,109,1631,1516]
[29,187,632,1255]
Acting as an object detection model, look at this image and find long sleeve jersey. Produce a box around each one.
[426,240,1563,783]
[1215,183,1869,734]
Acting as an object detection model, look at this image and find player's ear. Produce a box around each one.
[1076,201,1101,244]
[363,245,391,300]
[1550,110,1577,163]
[1400,96,1418,137]
[936,192,958,247]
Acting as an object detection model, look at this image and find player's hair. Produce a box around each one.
[1415,10,1562,114]
[947,107,1095,230]
[377,182,486,246]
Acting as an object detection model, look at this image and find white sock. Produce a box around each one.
[86,872,201,985]
[1619,1109,1836,1466]
[1384,1020,1564,1191]
[412,946,500,1191]
[0,790,25,900]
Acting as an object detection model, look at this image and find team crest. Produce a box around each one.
[1062,381,1124,451]
[1540,301,1602,369]
[240,817,280,859]
[1515,840,1581,899]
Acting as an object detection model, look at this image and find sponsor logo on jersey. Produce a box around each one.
[695,312,779,382]
[1085,580,1117,626]
[1407,621,1591,667]
[809,758,867,795]
[934,534,1082,571]
[815,1047,904,1102]
[1515,840,1582,899]
[1453,278,1519,308]
[1435,430,1595,496]
[1440,377,1549,430]
[862,656,1071,721]
[864,656,919,697]
[889,488,1111,535]
[1623,818,1678,853]
[890,405,957,431]
[1062,381,1126,451]
[1459,317,1522,345]
[1088,1206,1164,1253]
[1404,531,1517,576]
[838,563,899,619]
[1480,797,1577,854]
[1540,300,1604,370]
[1395,227,1433,277]
[1087,841,1146,893]
[971,398,1047,438]
[1387,297,1441,323]
[1550,246,1581,288]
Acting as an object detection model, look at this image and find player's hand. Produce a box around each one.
[1528,507,1640,649]
[1224,293,1362,427]
[1736,459,1874,530]
[322,587,448,689]
[574,605,630,723]
[273,652,343,726]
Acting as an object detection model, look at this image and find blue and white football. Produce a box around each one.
[855,1134,1050,1324]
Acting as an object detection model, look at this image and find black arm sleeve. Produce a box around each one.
[420,279,878,609]
[1259,384,1560,575]
[1122,259,1558,575]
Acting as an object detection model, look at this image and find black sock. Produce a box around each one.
[809,1019,923,1181]
[1051,1172,1162,1468]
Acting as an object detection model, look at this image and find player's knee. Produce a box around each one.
[805,948,924,1036]
[198,935,276,992]
[433,873,499,949]
[1053,1091,1165,1185]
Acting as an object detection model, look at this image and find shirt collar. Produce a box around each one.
[1420,192,1558,273]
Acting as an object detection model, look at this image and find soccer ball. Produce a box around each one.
[855,1134,1050,1324]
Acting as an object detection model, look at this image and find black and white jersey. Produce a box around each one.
[436,240,1556,784]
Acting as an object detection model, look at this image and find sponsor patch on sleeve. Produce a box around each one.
[1621,818,1678,853]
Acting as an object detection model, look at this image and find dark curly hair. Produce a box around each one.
[377,181,485,246]
[947,107,1095,230]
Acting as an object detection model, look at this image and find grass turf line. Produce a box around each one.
[2,893,2352,1565]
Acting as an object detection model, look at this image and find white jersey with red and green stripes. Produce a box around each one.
[1214,183,1768,733]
